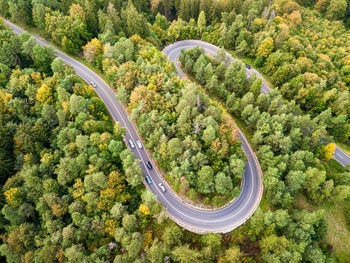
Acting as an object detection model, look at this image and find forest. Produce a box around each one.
[0,0,350,262]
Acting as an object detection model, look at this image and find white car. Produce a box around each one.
[158,183,166,192]
[137,140,143,149]
[128,139,135,149]
[89,81,97,88]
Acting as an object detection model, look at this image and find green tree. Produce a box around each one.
[200,233,222,250]
[146,239,168,263]
[172,245,201,263]
[202,125,216,143]
[197,166,215,194]
[122,213,137,232]
[259,234,289,256]
[250,78,262,98]
[120,149,143,187]
[167,138,183,160]
[162,225,183,246]
[121,1,149,37]
[51,57,64,74]
[222,246,241,263]
[326,0,347,20]
[197,11,206,35]
[215,172,233,194]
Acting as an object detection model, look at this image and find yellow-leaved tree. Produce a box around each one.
[139,204,150,215]
[257,37,274,58]
[36,83,53,105]
[4,187,22,207]
[83,38,103,64]
[322,143,336,160]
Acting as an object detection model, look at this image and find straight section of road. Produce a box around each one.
[4,19,263,233]
[163,40,350,167]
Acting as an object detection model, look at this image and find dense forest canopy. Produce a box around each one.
[2,0,348,144]
[0,0,350,262]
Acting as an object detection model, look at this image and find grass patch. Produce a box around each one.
[258,194,270,212]
[294,193,350,262]
[326,159,345,174]
[323,202,350,263]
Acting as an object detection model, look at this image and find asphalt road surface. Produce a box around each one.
[163,40,350,167]
[4,20,264,233]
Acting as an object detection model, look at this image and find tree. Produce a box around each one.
[321,143,336,160]
[113,122,126,140]
[83,38,103,64]
[0,1,9,17]
[201,233,222,250]
[215,172,233,194]
[216,62,227,80]
[122,214,137,232]
[172,245,201,263]
[69,94,89,116]
[162,225,183,246]
[141,189,157,207]
[197,166,215,194]
[197,11,206,35]
[222,246,241,263]
[121,2,149,37]
[120,149,143,187]
[230,156,245,179]
[259,234,289,256]
[332,185,350,202]
[326,0,347,20]
[146,239,168,263]
[167,138,183,160]
[116,86,129,105]
[111,202,126,220]
[285,170,305,193]
[256,37,274,58]
[139,203,150,215]
[250,78,262,98]
[21,35,37,58]
[32,45,55,74]
[51,57,65,74]
[213,48,230,65]
[202,125,216,143]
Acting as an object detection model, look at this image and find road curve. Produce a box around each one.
[163,40,350,167]
[4,19,263,234]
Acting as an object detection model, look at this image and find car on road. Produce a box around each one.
[145,176,152,184]
[146,161,152,170]
[89,81,97,88]
[245,64,251,69]
[128,139,135,149]
[158,183,166,192]
[137,140,143,149]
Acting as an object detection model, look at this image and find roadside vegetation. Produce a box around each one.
[181,46,350,261]
[0,0,350,262]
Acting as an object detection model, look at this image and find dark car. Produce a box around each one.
[146,161,152,170]
[245,64,251,69]
[145,175,152,184]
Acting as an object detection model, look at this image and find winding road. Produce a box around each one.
[3,20,348,234]
[163,40,350,167]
